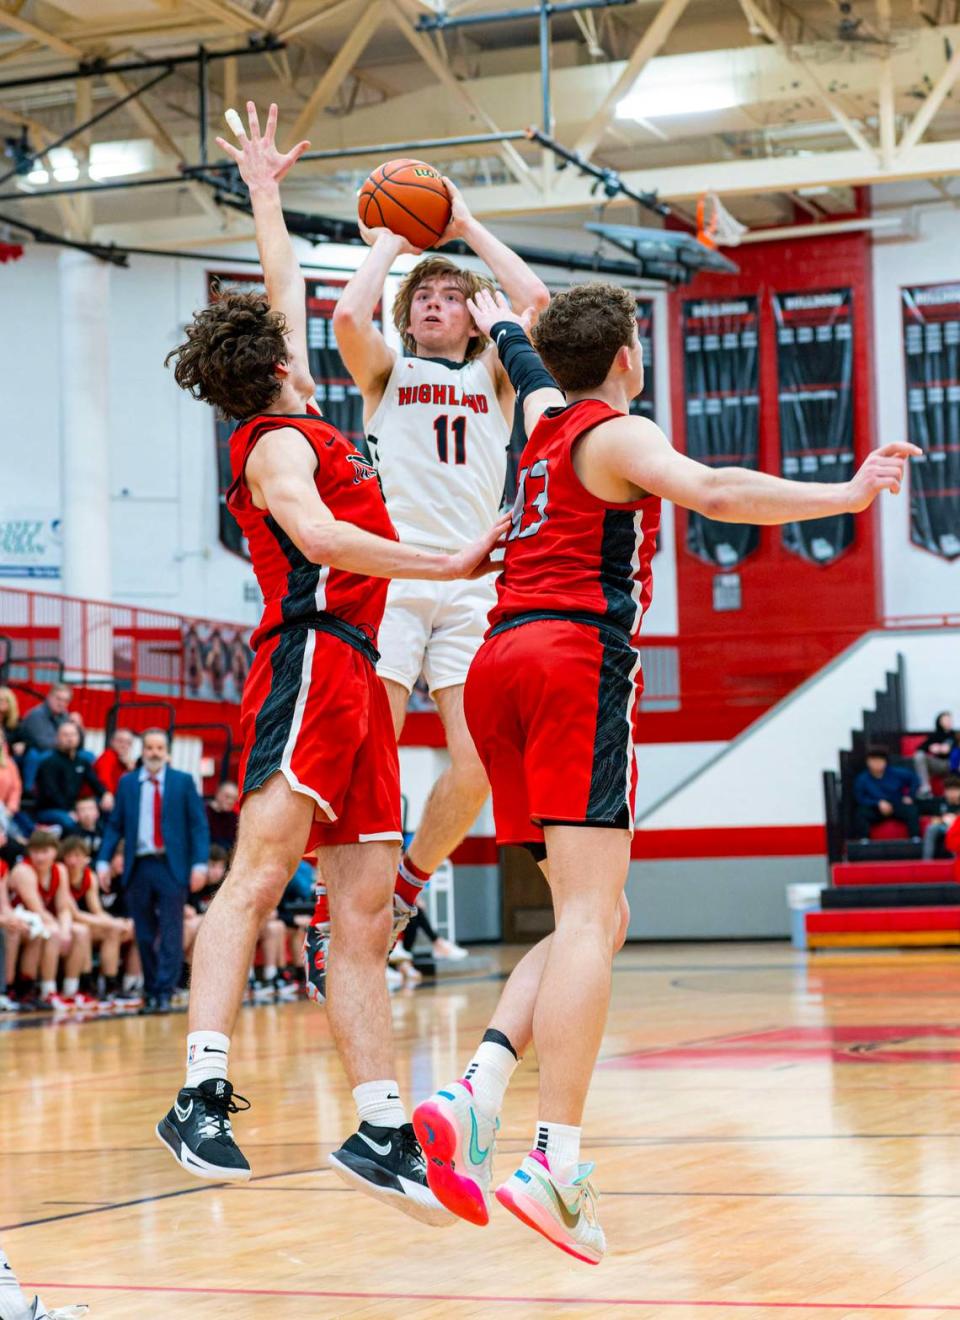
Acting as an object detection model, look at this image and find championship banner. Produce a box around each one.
[210,273,382,560]
[774,288,855,564]
[0,511,61,579]
[902,283,960,560]
[182,622,253,702]
[682,296,760,566]
[630,298,657,423]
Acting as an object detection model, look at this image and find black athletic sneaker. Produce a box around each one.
[329,1122,453,1226]
[156,1078,252,1181]
[304,922,329,1003]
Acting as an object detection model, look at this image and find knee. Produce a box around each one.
[448,748,489,803]
[223,859,293,918]
[613,893,630,952]
[332,899,392,956]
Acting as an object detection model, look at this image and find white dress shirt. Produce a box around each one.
[137,763,167,857]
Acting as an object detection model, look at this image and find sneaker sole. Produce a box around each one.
[155,1119,252,1182]
[494,1183,602,1265]
[304,980,326,1005]
[328,1151,454,1227]
[412,1099,489,1227]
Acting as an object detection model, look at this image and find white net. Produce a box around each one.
[697,191,748,248]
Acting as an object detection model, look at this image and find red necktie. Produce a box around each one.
[150,774,164,850]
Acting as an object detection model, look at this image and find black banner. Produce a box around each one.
[774,288,855,564]
[682,296,760,567]
[210,273,381,560]
[902,284,960,560]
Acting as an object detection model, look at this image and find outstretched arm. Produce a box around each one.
[467,290,564,434]
[217,101,311,365]
[440,179,549,320]
[591,418,921,523]
[246,427,510,581]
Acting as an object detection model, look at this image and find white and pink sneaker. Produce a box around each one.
[495,1150,606,1265]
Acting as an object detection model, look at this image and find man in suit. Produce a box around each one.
[97,729,209,1014]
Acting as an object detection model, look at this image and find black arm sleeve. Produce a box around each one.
[491,321,560,405]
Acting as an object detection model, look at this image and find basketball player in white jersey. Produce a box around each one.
[302,187,549,995]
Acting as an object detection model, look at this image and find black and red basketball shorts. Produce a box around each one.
[238,625,401,849]
[464,617,641,848]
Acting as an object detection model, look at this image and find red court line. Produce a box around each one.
[22,1283,960,1310]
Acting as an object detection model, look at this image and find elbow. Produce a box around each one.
[303,523,340,566]
[698,472,729,522]
[528,281,551,317]
[332,304,357,335]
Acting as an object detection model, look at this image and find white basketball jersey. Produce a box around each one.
[366,353,509,552]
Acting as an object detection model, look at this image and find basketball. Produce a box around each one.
[358,158,452,251]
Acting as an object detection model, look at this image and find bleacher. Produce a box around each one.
[811,657,959,950]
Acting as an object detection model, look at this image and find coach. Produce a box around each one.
[98,728,209,1013]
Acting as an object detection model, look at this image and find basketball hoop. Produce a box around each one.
[696,191,747,249]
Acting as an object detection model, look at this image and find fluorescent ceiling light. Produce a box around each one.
[89,138,154,181]
[49,147,79,183]
[617,80,740,121]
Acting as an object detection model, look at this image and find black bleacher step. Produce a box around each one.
[823,883,960,910]
[846,840,923,863]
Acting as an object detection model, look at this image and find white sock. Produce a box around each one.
[41,980,56,996]
[185,1030,230,1088]
[63,977,79,996]
[353,1079,406,1129]
[263,964,277,982]
[463,1039,518,1119]
[535,1121,581,1185]
[0,1247,29,1310]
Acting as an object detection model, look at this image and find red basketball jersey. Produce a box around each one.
[227,409,398,649]
[489,400,660,642]
[21,858,64,912]
[70,865,95,903]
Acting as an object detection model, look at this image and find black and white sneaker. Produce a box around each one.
[329,1122,454,1227]
[304,922,329,1004]
[156,1078,252,1181]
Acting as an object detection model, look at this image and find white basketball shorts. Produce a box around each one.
[376,571,497,695]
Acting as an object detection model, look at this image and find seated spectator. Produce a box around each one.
[8,831,86,1011]
[60,835,138,1006]
[922,775,960,860]
[914,711,956,796]
[34,720,113,835]
[73,797,103,855]
[279,857,317,973]
[183,844,229,973]
[0,685,21,751]
[66,708,95,771]
[0,823,40,1012]
[852,745,921,841]
[0,728,30,845]
[16,682,72,791]
[205,779,239,850]
[94,727,136,795]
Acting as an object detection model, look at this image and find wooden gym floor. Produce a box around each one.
[5,942,960,1319]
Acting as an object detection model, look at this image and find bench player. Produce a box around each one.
[301,180,550,994]
[413,286,919,1262]
[154,103,507,1225]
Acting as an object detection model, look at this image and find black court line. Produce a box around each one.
[0,1164,327,1233]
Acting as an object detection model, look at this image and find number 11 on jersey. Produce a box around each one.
[434,415,467,465]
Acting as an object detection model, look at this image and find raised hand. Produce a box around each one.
[216,100,310,192]
[466,287,536,338]
[846,441,922,513]
[436,176,473,245]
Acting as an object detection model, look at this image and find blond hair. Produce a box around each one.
[0,686,19,733]
[392,257,495,361]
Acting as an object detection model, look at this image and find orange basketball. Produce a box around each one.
[358,158,452,251]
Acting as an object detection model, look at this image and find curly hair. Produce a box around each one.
[532,283,638,393]
[165,288,289,421]
[393,257,496,360]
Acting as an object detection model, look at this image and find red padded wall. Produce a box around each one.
[667,226,881,713]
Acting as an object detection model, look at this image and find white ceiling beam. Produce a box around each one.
[738,0,876,156]
[0,4,80,57]
[289,0,385,141]
[899,40,960,151]
[279,0,361,40]
[573,0,694,159]
[389,0,538,193]
[879,58,896,167]
[185,0,267,33]
[464,137,960,216]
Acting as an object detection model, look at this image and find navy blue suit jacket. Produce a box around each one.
[98,767,210,890]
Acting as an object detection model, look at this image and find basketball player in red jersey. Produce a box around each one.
[413,286,920,1263]
[155,104,507,1225]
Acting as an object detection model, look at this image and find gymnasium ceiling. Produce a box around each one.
[1,0,960,255]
